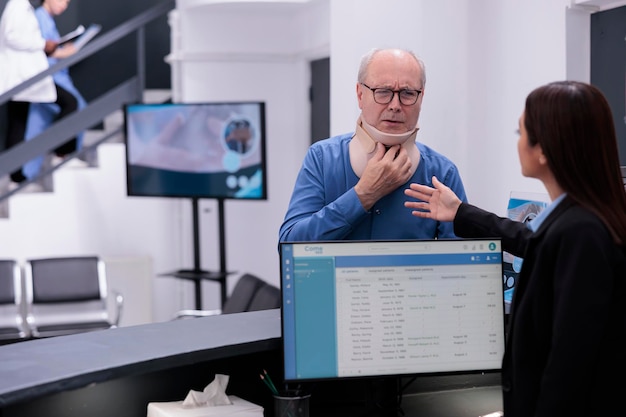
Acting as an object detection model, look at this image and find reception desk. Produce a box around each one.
[0,309,502,417]
[0,309,282,417]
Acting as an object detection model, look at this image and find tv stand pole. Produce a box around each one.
[192,197,202,274]
[163,198,230,310]
[217,198,227,301]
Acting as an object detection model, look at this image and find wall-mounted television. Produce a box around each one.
[124,101,267,200]
[279,239,506,383]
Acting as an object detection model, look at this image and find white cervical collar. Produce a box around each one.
[349,115,420,178]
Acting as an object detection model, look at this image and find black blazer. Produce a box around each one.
[455,197,626,417]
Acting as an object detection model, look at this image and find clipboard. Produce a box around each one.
[58,25,85,45]
[59,24,102,50]
[72,24,102,50]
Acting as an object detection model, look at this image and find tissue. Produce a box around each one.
[182,374,233,408]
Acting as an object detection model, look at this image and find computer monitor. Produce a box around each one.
[279,239,506,383]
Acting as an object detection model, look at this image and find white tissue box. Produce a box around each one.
[147,395,263,417]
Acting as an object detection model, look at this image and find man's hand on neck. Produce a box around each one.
[354,143,412,210]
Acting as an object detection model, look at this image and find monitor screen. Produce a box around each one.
[124,101,267,199]
[279,239,506,382]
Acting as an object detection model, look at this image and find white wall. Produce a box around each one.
[0,144,189,323]
[1,0,623,323]
[167,0,330,311]
[330,0,570,215]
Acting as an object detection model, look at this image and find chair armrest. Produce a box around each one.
[174,309,223,319]
[110,290,124,327]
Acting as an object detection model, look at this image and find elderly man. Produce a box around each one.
[279,47,467,242]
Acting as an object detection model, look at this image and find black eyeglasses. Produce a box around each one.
[360,83,422,106]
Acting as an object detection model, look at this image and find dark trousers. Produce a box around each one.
[7,84,79,183]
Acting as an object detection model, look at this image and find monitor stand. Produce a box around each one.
[312,377,403,417]
[361,378,403,417]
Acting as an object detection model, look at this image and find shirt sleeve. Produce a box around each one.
[454,203,531,256]
[278,145,368,243]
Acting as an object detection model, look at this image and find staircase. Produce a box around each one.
[0,0,175,218]
[0,89,172,218]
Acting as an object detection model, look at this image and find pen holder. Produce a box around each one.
[273,391,310,417]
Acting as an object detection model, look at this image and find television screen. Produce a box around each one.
[124,102,267,199]
[279,239,506,382]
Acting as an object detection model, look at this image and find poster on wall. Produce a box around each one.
[503,191,550,313]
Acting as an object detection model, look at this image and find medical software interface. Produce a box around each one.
[280,239,505,381]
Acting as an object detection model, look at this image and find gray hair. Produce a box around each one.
[357,48,426,88]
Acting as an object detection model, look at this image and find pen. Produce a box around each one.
[263,369,279,395]
[260,373,278,395]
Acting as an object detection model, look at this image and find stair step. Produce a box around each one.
[0,174,53,219]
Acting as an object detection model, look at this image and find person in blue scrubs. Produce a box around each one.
[22,0,86,181]
[279,47,467,242]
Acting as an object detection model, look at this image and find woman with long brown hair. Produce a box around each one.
[405,81,626,417]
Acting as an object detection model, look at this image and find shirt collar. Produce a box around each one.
[527,193,566,232]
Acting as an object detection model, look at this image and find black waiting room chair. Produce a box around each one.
[247,281,281,311]
[0,259,29,343]
[174,273,280,319]
[23,256,124,338]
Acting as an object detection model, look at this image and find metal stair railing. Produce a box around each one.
[0,0,175,202]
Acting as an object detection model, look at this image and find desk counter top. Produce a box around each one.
[0,309,282,407]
